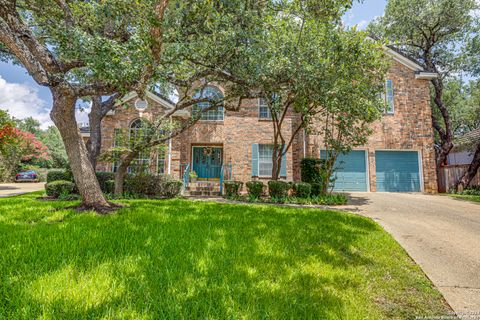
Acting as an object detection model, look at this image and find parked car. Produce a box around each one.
[15,170,40,182]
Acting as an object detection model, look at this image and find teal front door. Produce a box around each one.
[192,147,223,180]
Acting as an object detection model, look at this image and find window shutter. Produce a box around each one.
[252,144,259,177]
[280,145,287,177]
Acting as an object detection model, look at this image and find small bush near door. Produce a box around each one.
[224,181,243,198]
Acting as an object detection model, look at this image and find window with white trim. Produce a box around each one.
[258,144,274,177]
[385,80,394,114]
[258,98,272,119]
[157,148,166,174]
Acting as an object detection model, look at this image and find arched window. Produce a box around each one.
[193,86,224,121]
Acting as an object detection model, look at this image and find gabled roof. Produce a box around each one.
[116,91,176,110]
[113,91,190,118]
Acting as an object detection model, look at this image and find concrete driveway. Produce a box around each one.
[340,192,480,315]
[0,182,45,198]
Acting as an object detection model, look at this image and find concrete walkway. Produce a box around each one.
[0,182,45,198]
[339,192,480,316]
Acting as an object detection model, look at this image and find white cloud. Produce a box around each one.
[0,75,52,129]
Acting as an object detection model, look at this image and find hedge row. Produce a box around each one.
[224,180,326,199]
[45,170,182,199]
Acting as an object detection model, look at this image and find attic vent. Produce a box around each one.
[135,99,148,117]
[135,99,148,111]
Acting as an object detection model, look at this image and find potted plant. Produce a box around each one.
[189,171,198,183]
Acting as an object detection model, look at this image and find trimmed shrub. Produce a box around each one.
[224,181,243,198]
[96,172,115,193]
[160,180,183,198]
[293,182,311,198]
[310,182,325,196]
[45,180,75,198]
[246,181,264,198]
[300,158,327,183]
[46,169,72,183]
[123,173,182,198]
[268,180,290,199]
[124,173,158,195]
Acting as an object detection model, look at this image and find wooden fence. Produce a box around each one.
[438,164,480,193]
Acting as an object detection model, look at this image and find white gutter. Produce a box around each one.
[415,72,438,80]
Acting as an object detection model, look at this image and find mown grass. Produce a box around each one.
[448,194,480,203]
[0,192,450,319]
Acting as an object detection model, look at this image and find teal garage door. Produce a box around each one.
[375,151,421,192]
[321,150,368,191]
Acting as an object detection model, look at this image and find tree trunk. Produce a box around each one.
[271,144,281,180]
[114,152,137,195]
[455,143,480,191]
[86,96,103,170]
[50,87,112,211]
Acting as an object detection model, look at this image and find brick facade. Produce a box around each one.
[94,59,438,193]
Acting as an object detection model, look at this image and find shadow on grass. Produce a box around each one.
[0,194,439,318]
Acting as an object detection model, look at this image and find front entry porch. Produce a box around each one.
[192,146,223,181]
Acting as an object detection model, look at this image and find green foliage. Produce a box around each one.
[292,183,312,199]
[245,181,264,199]
[46,169,73,183]
[301,158,327,183]
[124,173,182,199]
[105,180,115,194]
[45,180,75,198]
[310,183,325,197]
[160,180,183,198]
[0,194,450,318]
[268,180,290,199]
[224,181,243,198]
[286,194,348,205]
[15,117,41,136]
[95,172,115,193]
[458,186,480,196]
[38,126,68,168]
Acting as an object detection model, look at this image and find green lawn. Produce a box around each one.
[448,194,480,203]
[0,193,450,319]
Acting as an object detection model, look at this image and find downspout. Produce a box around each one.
[167,116,172,174]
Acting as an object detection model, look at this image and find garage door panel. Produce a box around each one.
[376,151,421,192]
[321,150,368,192]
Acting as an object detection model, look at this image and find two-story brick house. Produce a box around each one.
[84,48,438,193]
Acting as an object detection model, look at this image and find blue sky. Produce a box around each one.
[0,0,387,128]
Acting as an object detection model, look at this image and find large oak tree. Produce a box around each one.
[368,0,478,177]
[0,0,264,211]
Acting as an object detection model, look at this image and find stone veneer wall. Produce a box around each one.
[305,60,438,193]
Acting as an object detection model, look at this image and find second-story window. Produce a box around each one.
[258,98,272,119]
[193,86,224,121]
[385,79,394,114]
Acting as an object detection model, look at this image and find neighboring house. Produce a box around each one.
[80,49,439,193]
[446,128,480,165]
